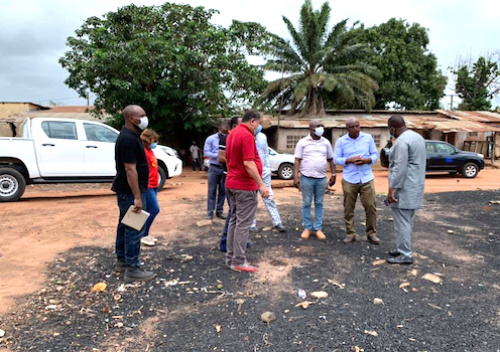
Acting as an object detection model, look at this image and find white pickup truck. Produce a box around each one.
[0,117,182,202]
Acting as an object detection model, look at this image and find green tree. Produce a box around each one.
[454,56,500,111]
[352,18,447,110]
[60,3,270,139]
[261,0,379,116]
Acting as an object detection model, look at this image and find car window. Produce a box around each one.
[426,143,436,153]
[435,143,455,155]
[41,121,78,140]
[83,123,118,143]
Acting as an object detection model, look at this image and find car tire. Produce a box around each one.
[158,167,167,190]
[278,163,294,180]
[462,162,478,178]
[0,167,26,202]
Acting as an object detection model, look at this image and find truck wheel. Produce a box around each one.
[158,167,167,190]
[0,168,26,202]
[278,163,294,180]
[462,162,478,178]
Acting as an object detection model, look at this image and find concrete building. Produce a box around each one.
[262,110,500,162]
[0,102,49,136]
[0,105,109,137]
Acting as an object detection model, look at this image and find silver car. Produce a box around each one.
[268,147,295,180]
[205,147,295,180]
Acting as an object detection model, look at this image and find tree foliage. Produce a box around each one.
[60,3,271,138]
[352,18,447,110]
[261,0,379,116]
[454,55,500,111]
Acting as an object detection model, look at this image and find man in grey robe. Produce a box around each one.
[385,115,426,265]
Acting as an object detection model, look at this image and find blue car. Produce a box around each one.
[381,140,485,178]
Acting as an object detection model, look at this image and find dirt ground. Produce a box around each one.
[1,167,499,351]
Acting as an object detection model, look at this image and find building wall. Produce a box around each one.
[272,126,391,168]
[430,129,442,141]
[276,128,310,153]
[0,103,43,119]
[0,123,13,137]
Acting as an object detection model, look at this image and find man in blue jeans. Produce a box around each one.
[112,105,156,282]
[204,122,229,220]
[293,119,336,240]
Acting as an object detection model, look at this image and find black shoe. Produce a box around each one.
[206,214,214,220]
[388,249,401,257]
[216,213,226,220]
[114,258,127,273]
[387,256,413,265]
[124,266,156,282]
[273,223,287,233]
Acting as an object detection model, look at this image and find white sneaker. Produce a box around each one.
[150,236,159,243]
[141,236,155,247]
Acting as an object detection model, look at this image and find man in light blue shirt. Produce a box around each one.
[250,131,286,232]
[334,117,380,245]
[204,122,229,219]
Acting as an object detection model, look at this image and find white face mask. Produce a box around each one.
[314,126,324,137]
[137,116,149,130]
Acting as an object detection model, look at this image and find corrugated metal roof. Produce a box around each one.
[264,112,500,133]
[431,120,500,133]
[437,110,500,123]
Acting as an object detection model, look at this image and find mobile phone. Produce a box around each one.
[384,198,390,207]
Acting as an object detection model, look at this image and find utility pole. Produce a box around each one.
[277,55,284,150]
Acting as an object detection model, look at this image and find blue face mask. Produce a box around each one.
[150,142,157,149]
[255,124,262,135]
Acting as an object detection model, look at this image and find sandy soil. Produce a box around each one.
[0,167,499,316]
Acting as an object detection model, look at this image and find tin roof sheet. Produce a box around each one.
[436,110,500,123]
[264,112,500,133]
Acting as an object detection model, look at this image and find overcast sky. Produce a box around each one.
[0,0,499,109]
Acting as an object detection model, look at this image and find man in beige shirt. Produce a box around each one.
[293,120,336,240]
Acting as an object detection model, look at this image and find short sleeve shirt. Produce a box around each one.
[144,147,159,189]
[225,124,262,191]
[111,127,149,194]
[294,135,334,178]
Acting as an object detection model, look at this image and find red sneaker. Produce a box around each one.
[231,262,258,273]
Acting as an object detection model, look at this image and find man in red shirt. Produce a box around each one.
[225,110,269,273]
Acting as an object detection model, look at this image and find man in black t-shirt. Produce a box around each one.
[112,105,155,282]
[218,115,241,252]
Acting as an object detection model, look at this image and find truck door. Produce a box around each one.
[82,122,118,175]
[35,120,85,175]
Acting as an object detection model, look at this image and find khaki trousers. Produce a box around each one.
[226,189,258,266]
[342,179,377,236]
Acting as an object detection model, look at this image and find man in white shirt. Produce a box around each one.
[189,141,201,172]
[293,120,336,240]
[251,131,286,232]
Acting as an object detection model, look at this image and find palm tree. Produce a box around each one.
[262,0,379,116]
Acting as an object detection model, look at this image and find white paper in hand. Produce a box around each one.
[121,205,150,231]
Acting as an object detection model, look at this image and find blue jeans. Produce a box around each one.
[116,193,146,266]
[207,164,226,217]
[300,175,327,231]
[143,188,160,237]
